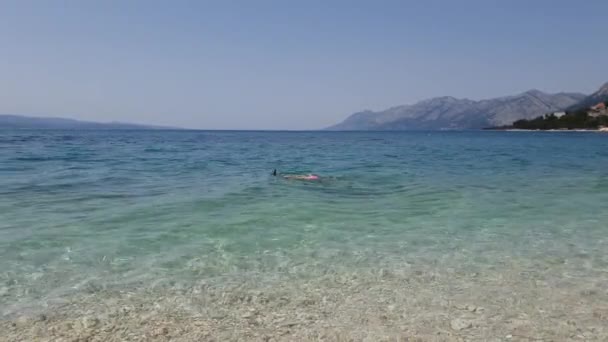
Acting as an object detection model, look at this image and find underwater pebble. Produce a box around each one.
[81,316,100,329]
[450,318,473,331]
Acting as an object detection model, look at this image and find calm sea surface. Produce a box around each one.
[1,130,608,316]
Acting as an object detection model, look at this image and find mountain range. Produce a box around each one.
[327,83,608,130]
[567,82,608,111]
[0,115,173,130]
[3,83,607,131]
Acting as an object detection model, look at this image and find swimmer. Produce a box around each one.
[284,174,320,181]
[272,169,320,181]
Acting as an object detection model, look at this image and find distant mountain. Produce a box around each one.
[327,90,586,130]
[0,115,174,130]
[567,82,608,111]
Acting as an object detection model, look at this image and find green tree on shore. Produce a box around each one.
[512,109,607,129]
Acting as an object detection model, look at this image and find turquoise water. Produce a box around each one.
[1,130,608,316]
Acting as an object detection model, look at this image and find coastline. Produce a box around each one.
[507,129,606,132]
[2,256,607,341]
[487,128,608,132]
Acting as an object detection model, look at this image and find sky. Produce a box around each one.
[1,0,607,130]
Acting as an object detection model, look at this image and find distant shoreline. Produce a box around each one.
[0,114,180,130]
[485,127,608,132]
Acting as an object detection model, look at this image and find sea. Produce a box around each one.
[1,130,608,336]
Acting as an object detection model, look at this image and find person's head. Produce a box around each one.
[272,169,277,176]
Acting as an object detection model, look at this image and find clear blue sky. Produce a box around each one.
[1,0,607,129]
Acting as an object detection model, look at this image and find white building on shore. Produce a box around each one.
[552,111,566,118]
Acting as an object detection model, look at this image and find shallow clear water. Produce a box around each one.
[1,130,608,316]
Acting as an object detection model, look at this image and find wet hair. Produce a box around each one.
[272,169,277,176]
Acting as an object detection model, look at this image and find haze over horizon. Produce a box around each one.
[1,0,607,130]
